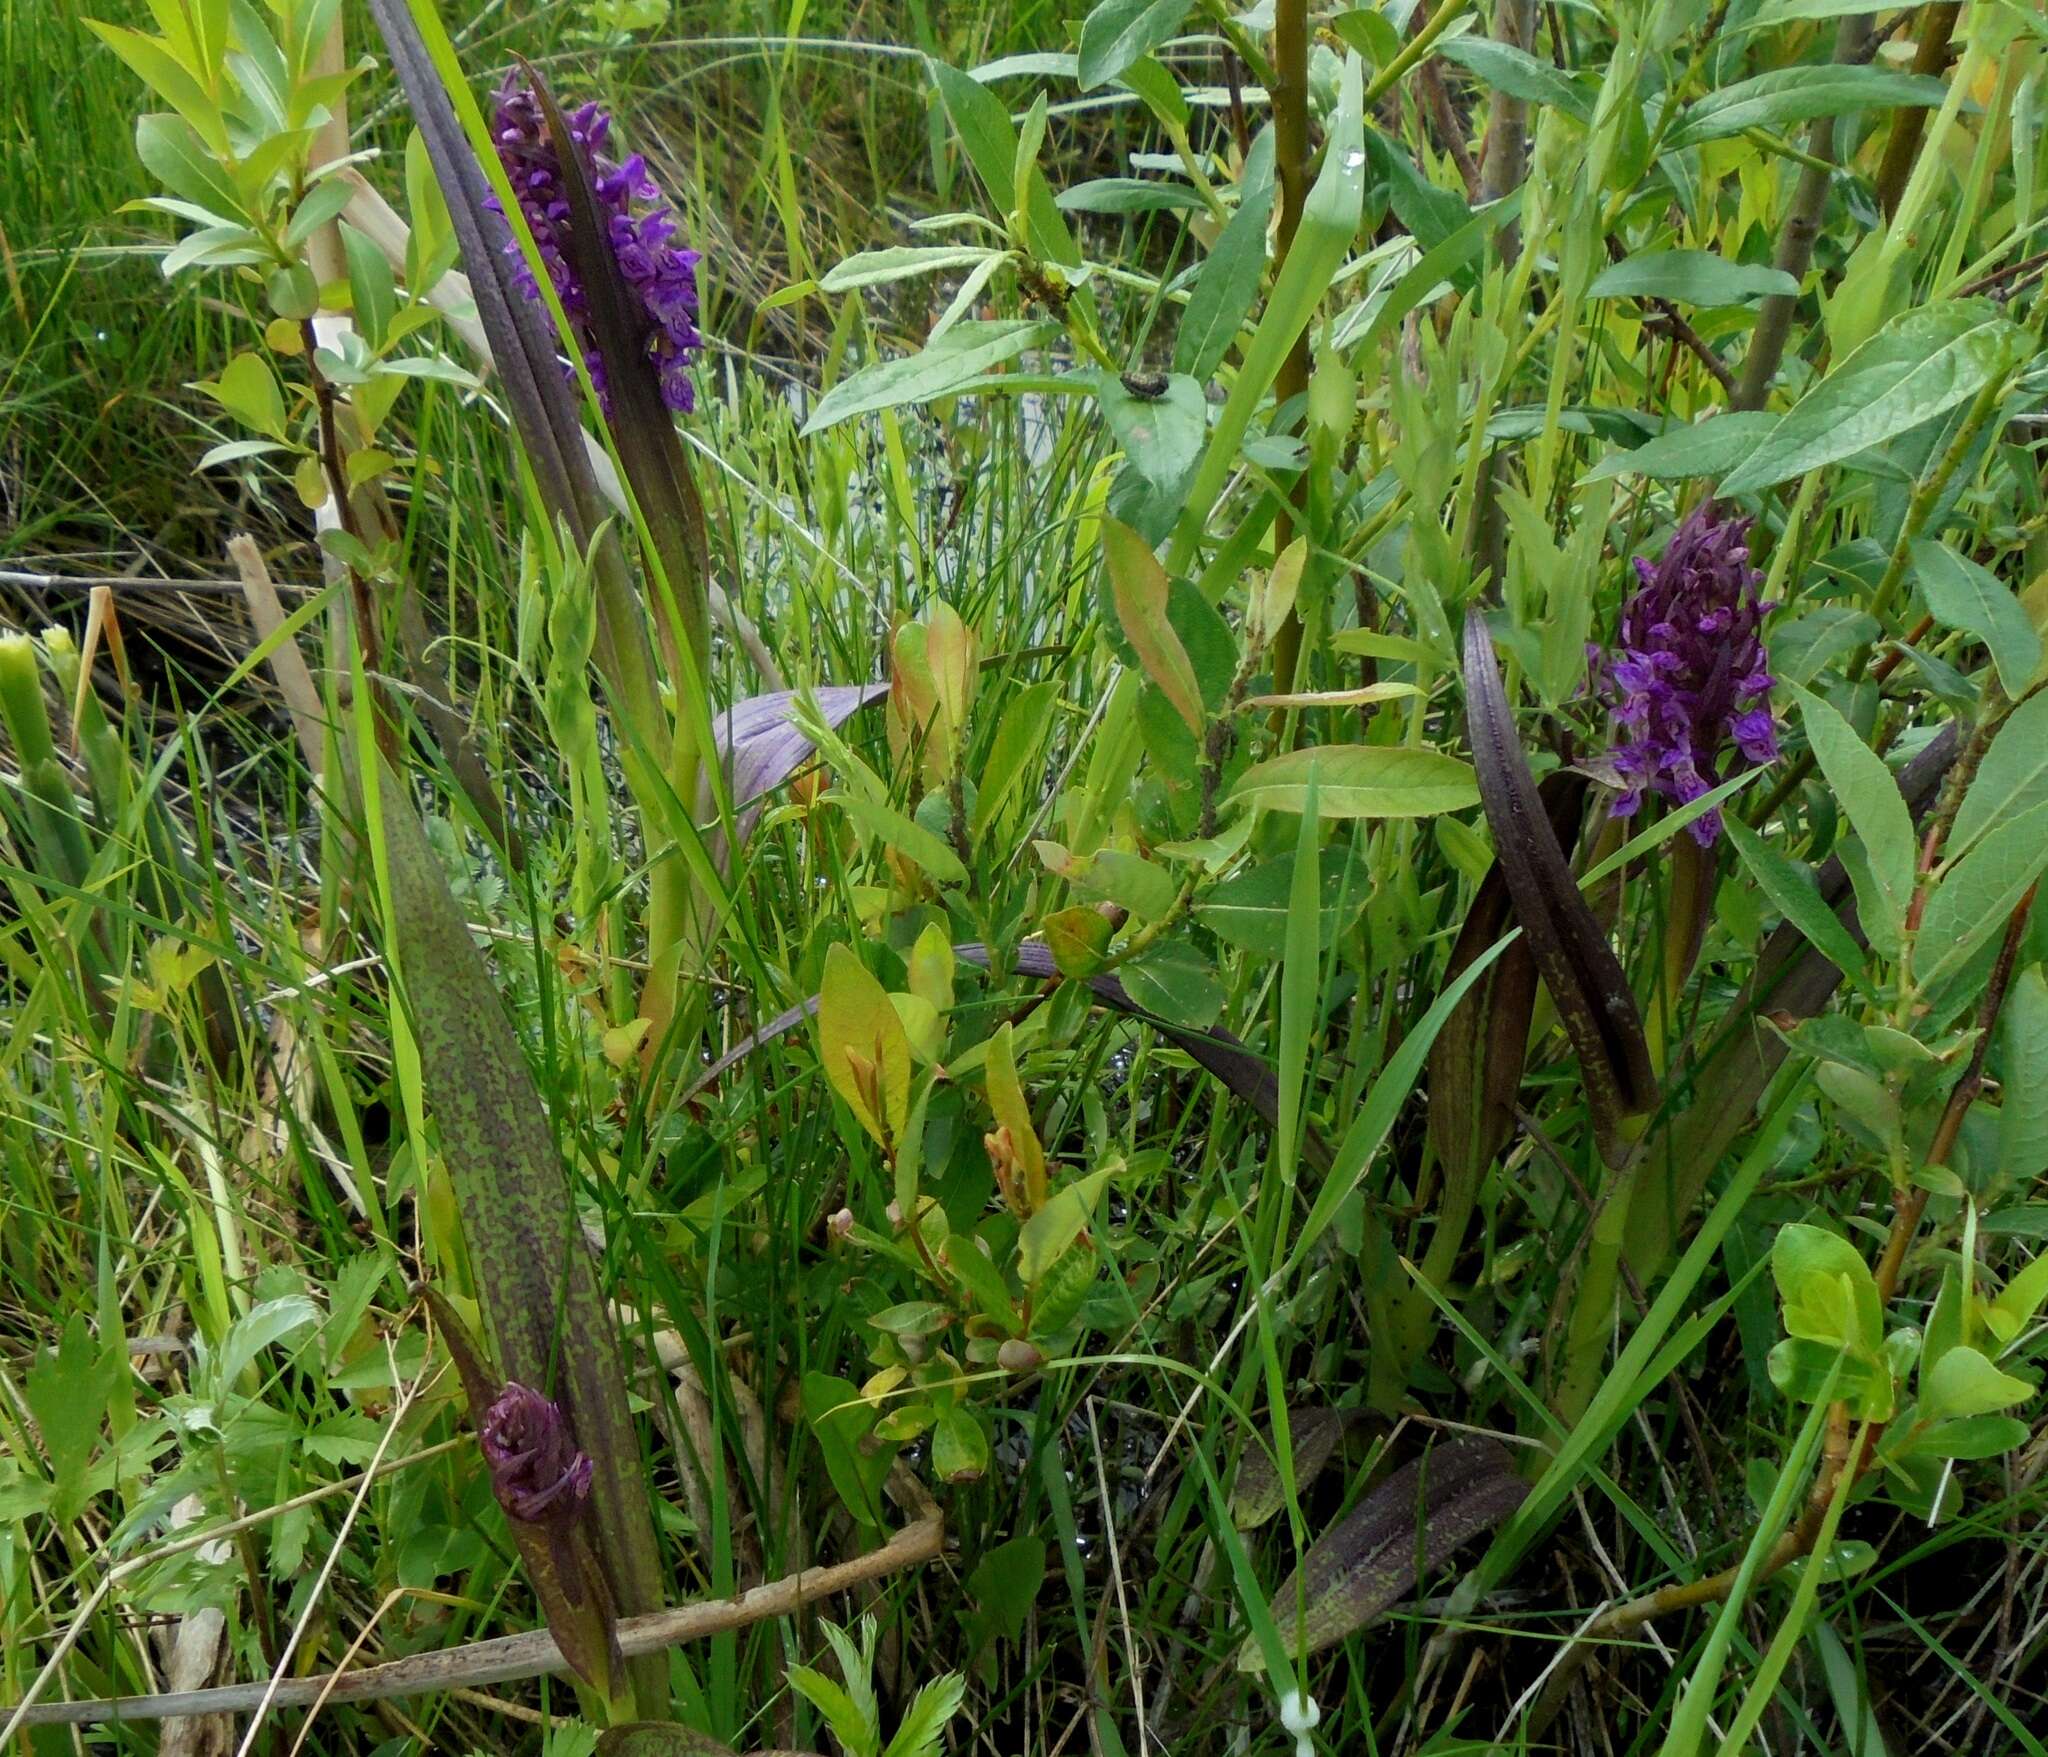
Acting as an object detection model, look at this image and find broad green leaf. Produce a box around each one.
[819,245,998,291]
[1769,606,1882,685]
[1229,745,1478,817]
[1103,517,1205,733]
[1583,411,1775,483]
[1951,691,2048,863]
[1098,373,1206,492]
[1665,65,1948,151]
[1916,804,2048,989]
[831,792,968,886]
[1121,939,1225,1029]
[964,1535,1047,1642]
[800,1372,898,1529]
[1056,176,1206,213]
[1197,853,1364,957]
[818,942,914,1149]
[1772,1222,1883,1356]
[86,20,231,153]
[1588,248,1798,304]
[1911,540,2042,696]
[1174,126,1274,383]
[1076,0,1187,91]
[134,111,243,217]
[1437,35,1591,119]
[1723,817,1870,994]
[1998,966,2048,1182]
[1923,1346,2034,1420]
[195,351,288,442]
[1794,688,1915,957]
[931,1407,989,1484]
[26,1315,119,1525]
[1721,304,2024,495]
[802,320,1057,434]
[1018,1167,1108,1284]
[928,60,1081,270]
[984,1022,1046,1208]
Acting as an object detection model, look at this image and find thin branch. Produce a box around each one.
[4,1516,944,1729]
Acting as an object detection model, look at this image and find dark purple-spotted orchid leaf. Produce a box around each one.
[1463,611,1656,1169]
[1429,772,1587,1201]
[1241,1435,1527,1666]
[367,751,664,1708]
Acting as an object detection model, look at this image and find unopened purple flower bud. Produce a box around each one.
[1593,503,1778,846]
[480,1382,593,1527]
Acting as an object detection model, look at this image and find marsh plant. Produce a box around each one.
[5,0,2048,1752]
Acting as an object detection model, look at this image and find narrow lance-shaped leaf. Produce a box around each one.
[1428,774,1586,1192]
[1462,611,1655,1167]
[1240,1437,1526,1665]
[366,751,667,1703]
[1103,517,1205,735]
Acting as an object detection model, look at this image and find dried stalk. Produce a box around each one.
[4,1516,943,1729]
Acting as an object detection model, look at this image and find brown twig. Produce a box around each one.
[1873,3,1963,218]
[4,1516,944,1728]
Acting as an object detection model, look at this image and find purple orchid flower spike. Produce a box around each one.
[1592,503,1778,845]
[480,1381,595,1529]
[486,74,702,416]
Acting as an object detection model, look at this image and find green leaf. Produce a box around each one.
[1098,372,1206,492]
[1229,744,1478,817]
[1911,541,2042,696]
[1794,687,1915,958]
[1772,1222,1883,1356]
[1120,940,1225,1029]
[1923,1345,2034,1420]
[800,1373,898,1529]
[964,1535,1047,1643]
[1197,853,1363,957]
[1174,126,1274,382]
[195,351,288,443]
[1588,248,1798,304]
[26,1315,119,1525]
[817,943,915,1149]
[1721,303,2024,496]
[1998,966,2048,1183]
[134,111,243,217]
[1952,691,2048,863]
[1103,517,1205,732]
[87,20,231,153]
[802,320,1057,434]
[1583,411,1775,483]
[1769,606,1882,685]
[927,60,1081,270]
[882,1671,970,1757]
[1911,1414,2032,1460]
[342,219,395,352]
[1018,1168,1108,1285]
[1664,65,1948,151]
[931,1407,988,1483]
[1437,36,1592,119]
[1723,817,1870,994]
[1167,56,1364,572]
[282,174,355,249]
[1056,177,1206,213]
[1916,804,2048,989]
[819,245,999,291]
[1076,0,1187,91]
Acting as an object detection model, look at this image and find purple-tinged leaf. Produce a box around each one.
[1463,612,1655,1167]
[1243,1436,1527,1665]
[420,1289,620,1698]
[1231,1406,1366,1531]
[1429,773,1585,1193]
[709,684,889,870]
